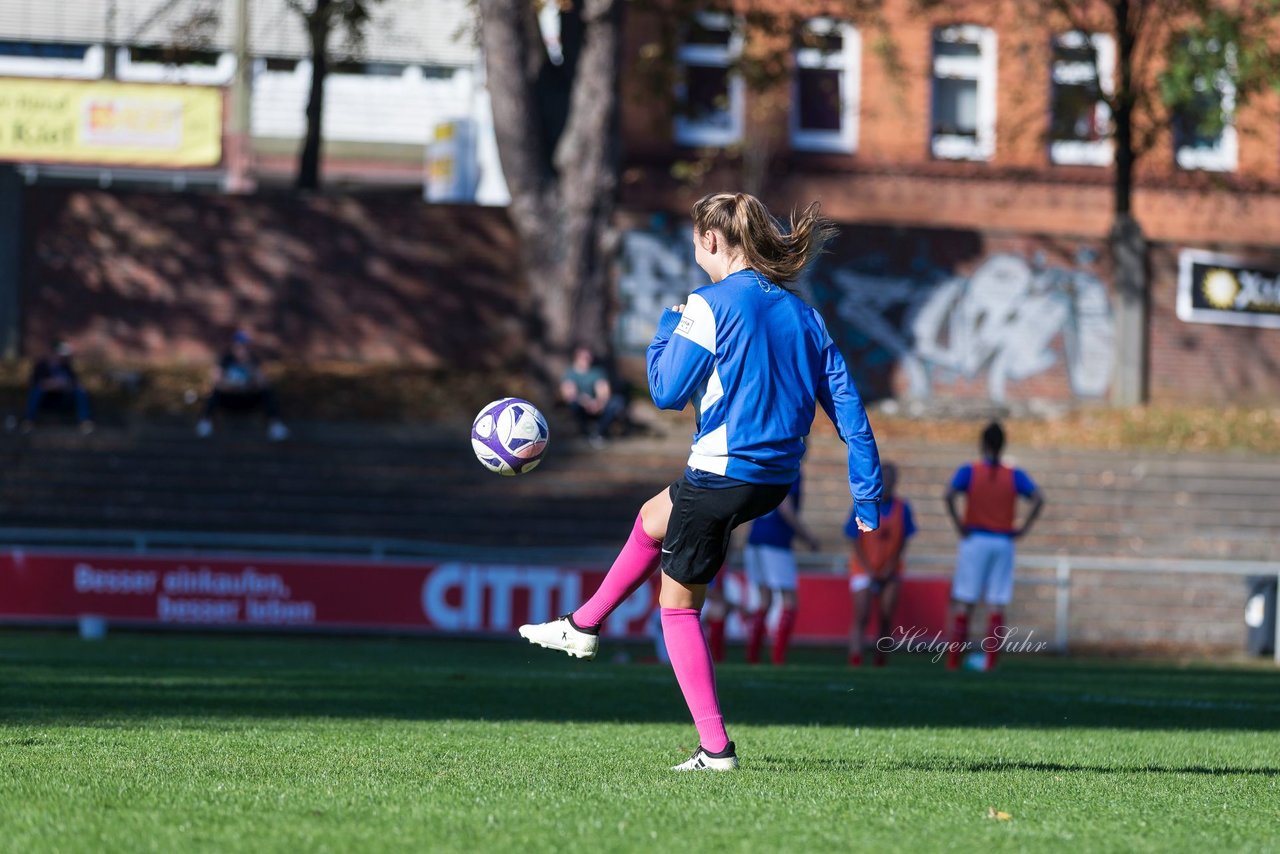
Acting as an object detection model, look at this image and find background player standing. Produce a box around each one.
[944,422,1045,671]
[743,472,820,665]
[846,462,915,666]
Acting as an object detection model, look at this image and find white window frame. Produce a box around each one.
[1174,43,1238,173]
[790,18,860,153]
[1049,31,1115,166]
[930,24,997,161]
[674,11,744,147]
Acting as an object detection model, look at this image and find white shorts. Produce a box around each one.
[952,532,1016,606]
[743,544,798,592]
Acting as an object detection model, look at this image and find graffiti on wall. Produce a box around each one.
[619,221,1116,402]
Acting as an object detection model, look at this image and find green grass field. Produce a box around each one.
[2,631,1277,853]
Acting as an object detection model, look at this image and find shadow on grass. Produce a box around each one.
[2,632,1279,733]
[887,758,1280,777]
[750,755,1280,776]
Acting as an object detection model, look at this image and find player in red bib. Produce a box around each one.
[846,462,915,666]
[944,422,1044,671]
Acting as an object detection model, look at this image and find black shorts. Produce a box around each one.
[661,475,791,586]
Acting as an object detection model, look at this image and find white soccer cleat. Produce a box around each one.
[518,615,599,660]
[672,742,739,772]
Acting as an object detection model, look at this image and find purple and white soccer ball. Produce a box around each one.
[471,398,549,476]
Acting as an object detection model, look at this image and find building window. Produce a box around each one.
[127,46,221,66]
[1172,42,1237,172]
[118,45,234,84]
[263,56,300,73]
[0,42,90,60]
[790,18,859,153]
[1050,32,1114,166]
[331,60,410,77]
[930,25,996,161]
[674,12,743,147]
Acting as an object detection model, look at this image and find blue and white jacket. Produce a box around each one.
[646,269,883,529]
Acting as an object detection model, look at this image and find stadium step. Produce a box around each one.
[1,420,1276,559]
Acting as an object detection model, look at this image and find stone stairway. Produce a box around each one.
[0,416,1276,562]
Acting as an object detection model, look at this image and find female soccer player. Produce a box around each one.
[846,462,915,667]
[944,422,1045,671]
[520,192,882,770]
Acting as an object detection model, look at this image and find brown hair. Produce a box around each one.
[691,192,837,285]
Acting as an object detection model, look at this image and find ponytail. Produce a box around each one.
[981,421,1005,469]
[691,192,836,285]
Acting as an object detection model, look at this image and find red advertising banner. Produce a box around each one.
[0,551,949,643]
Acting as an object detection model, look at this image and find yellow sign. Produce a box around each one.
[0,78,222,167]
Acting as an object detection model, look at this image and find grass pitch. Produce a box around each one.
[1,632,1277,853]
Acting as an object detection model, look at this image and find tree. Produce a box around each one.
[475,0,623,382]
[475,1,893,382]
[857,0,1280,405]
[286,0,381,190]
[1000,0,1280,404]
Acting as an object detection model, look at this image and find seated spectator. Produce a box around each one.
[23,339,93,434]
[560,347,628,446]
[196,331,288,441]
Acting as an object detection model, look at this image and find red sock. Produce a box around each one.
[572,514,661,629]
[745,610,767,664]
[662,607,728,753]
[771,607,797,665]
[706,617,726,663]
[985,611,1004,671]
[848,651,863,667]
[947,613,969,670]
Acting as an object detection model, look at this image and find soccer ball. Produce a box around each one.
[471,398,549,476]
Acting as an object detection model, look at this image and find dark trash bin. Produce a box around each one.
[1245,576,1277,656]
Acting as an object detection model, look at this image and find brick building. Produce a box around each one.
[614,3,1280,405]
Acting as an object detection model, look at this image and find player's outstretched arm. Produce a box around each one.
[646,297,715,411]
[814,328,883,530]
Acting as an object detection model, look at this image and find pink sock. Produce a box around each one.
[662,607,728,753]
[572,514,662,629]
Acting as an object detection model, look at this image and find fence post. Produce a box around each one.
[1055,557,1071,655]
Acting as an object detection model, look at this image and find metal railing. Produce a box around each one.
[1,526,1275,663]
[791,550,1279,662]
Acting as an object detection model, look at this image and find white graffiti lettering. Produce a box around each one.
[621,227,1115,402]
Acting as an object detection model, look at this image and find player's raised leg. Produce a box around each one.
[518,486,671,659]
